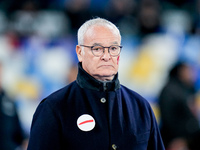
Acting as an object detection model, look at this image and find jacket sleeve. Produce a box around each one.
[147,106,165,150]
[27,99,62,150]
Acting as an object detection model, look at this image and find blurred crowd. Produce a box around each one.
[0,0,200,149]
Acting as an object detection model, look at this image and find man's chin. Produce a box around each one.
[98,71,116,77]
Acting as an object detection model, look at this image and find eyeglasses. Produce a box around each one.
[80,45,122,57]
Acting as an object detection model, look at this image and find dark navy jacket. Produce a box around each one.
[27,63,165,150]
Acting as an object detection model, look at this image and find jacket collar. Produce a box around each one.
[76,62,120,91]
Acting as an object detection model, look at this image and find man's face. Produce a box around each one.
[76,25,121,81]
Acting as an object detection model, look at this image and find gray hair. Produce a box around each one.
[77,17,121,45]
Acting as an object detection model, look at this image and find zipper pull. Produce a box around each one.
[103,82,107,91]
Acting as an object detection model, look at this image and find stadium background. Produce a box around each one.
[0,0,200,138]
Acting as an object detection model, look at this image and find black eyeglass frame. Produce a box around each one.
[80,45,122,57]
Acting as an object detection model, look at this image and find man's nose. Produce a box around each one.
[101,48,111,60]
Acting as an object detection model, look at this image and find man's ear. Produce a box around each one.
[76,45,83,62]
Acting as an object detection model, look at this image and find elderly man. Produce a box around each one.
[27,18,165,150]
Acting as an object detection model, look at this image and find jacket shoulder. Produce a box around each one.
[120,85,148,102]
[40,81,78,106]
[120,85,152,111]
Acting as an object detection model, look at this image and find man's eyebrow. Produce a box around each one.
[92,42,119,46]
[112,41,119,44]
[92,43,102,46]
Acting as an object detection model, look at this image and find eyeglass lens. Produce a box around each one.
[91,45,120,56]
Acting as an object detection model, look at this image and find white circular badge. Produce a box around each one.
[77,114,95,131]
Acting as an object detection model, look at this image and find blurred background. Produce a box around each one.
[0,0,200,149]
